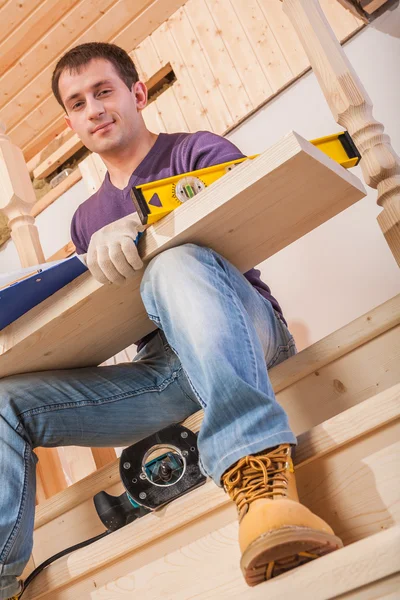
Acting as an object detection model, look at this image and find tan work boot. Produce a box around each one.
[222,444,343,586]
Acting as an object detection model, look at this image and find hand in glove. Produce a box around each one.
[86,213,146,285]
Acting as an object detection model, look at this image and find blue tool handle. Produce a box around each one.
[135,231,144,246]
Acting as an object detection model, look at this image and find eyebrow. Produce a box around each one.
[65,80,114,105]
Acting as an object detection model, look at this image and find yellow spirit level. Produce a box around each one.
[131,131,360,226]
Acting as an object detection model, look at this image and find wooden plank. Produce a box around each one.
[86,527,400,600]
[297,433,400,546]
[30,168,82,218]
[0,132,365,377]
[0,0,118,110]
[170,6,233,132]
[133,36,188,132]
[46,241,76,263]
[34,448,68,498]
[112,0,187,50]
[21,115,67,164]
[185,0,252,122]
[335,0,369,22]
[293,382,400,466]
[319,0,363,39]
[28,388,400,597]
[91,448,118,470]
[279,324,400,435]
[33,136,83,180]
[151,16,212,132]
[270,293,400,393]
[57,447,97,485]
[229,0,294,92]
[142,100,167,134]
[0,0,80,75]
[0,0,43,45]
[256,0,310,77]
[27,129,76,176]
[337,574,400,600]
[79,153,107,195]
[205,0,273,109]
[361,0,390,14]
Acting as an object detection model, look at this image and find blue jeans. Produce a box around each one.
[0,244,296,598]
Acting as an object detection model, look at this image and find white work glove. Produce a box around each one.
[86,213,146,285]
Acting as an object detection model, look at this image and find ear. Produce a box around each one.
[133,81,148,111]
[64,113,73,130]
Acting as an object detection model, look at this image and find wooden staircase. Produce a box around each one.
[23,294,400,599]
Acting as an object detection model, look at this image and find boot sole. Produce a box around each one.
[241,526,343,586]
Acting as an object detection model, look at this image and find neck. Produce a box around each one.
[101,125,158,190]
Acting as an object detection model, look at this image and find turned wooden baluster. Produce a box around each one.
[0,122,45,267]
[282,0,400,266]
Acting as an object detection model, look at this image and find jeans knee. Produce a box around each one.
[141,244,202,293]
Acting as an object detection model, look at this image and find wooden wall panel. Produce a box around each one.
[184,0,252,123]
[132,37,189,133]
[205,0,273,108]
[256,0,310,76]
[171,6,233,132]
[319,0,362,39]
[230,0,294,92]
[151,18,212,132]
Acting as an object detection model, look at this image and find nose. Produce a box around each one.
[86,96,105,120]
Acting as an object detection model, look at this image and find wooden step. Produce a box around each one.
[87,527,399,600]
[33,293,400,534]
[24,383,400,599]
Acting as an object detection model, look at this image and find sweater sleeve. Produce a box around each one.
[70,208,88,255]
[184,131,246,171]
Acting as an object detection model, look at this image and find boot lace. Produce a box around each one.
[222,445,292,514]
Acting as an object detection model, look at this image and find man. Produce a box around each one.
[0,42,342,600]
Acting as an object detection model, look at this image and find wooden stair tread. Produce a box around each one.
[34,295,400,530]
[0,131,365,378]
[26,383,400,598]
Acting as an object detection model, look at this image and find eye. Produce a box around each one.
[98,89,112,97]
[72,101,84,111]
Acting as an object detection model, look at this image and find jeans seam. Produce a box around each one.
[145,315,206,409]
[17,370,183,419]
[0,443,30,564]
[213,430,296,481]
[174,368,199,406]
[267,340,296,370]
[212,254,259,387]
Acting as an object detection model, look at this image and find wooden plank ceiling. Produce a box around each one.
[0,0,186,161]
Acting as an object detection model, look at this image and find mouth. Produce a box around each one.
[92,121,115,134]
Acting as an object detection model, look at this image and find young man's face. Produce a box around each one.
[59,58,147,155]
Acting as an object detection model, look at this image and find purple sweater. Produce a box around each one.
[71,131,285,349]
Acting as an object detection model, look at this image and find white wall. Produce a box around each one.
[1,6,399,349]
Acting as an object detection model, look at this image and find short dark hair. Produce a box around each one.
[51,42,139,110]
